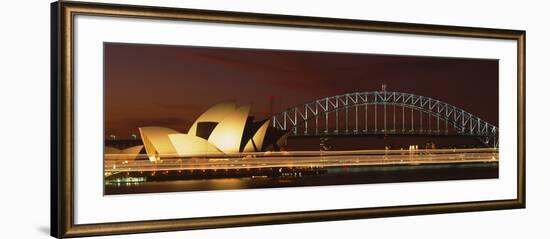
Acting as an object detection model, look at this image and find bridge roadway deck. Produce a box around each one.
[104,148,498,174]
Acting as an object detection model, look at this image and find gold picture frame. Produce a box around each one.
[51,1,525,237]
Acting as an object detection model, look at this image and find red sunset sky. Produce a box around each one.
[104,43,498,138]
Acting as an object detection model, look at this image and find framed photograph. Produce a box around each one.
[51,1,525,237]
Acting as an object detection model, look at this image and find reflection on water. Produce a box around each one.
[105,163,498,195]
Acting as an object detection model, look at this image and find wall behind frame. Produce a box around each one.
[0,0,546,238]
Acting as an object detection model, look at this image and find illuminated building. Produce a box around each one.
[136,102,287,161]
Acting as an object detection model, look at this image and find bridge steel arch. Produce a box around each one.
[271,91,498,147]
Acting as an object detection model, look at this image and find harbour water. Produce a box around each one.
[105,162,498,195]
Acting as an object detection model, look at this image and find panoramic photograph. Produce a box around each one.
[103,42,499,195]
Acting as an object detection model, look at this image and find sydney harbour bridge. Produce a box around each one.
[271,88,498,148]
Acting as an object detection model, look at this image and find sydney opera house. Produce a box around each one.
[105,102,288,162]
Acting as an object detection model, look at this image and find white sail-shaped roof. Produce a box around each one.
[168,134,223,157]
[139,126,180,161]
[207,105,250,153]
[187,101,236,137]
[244,120,270,152]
